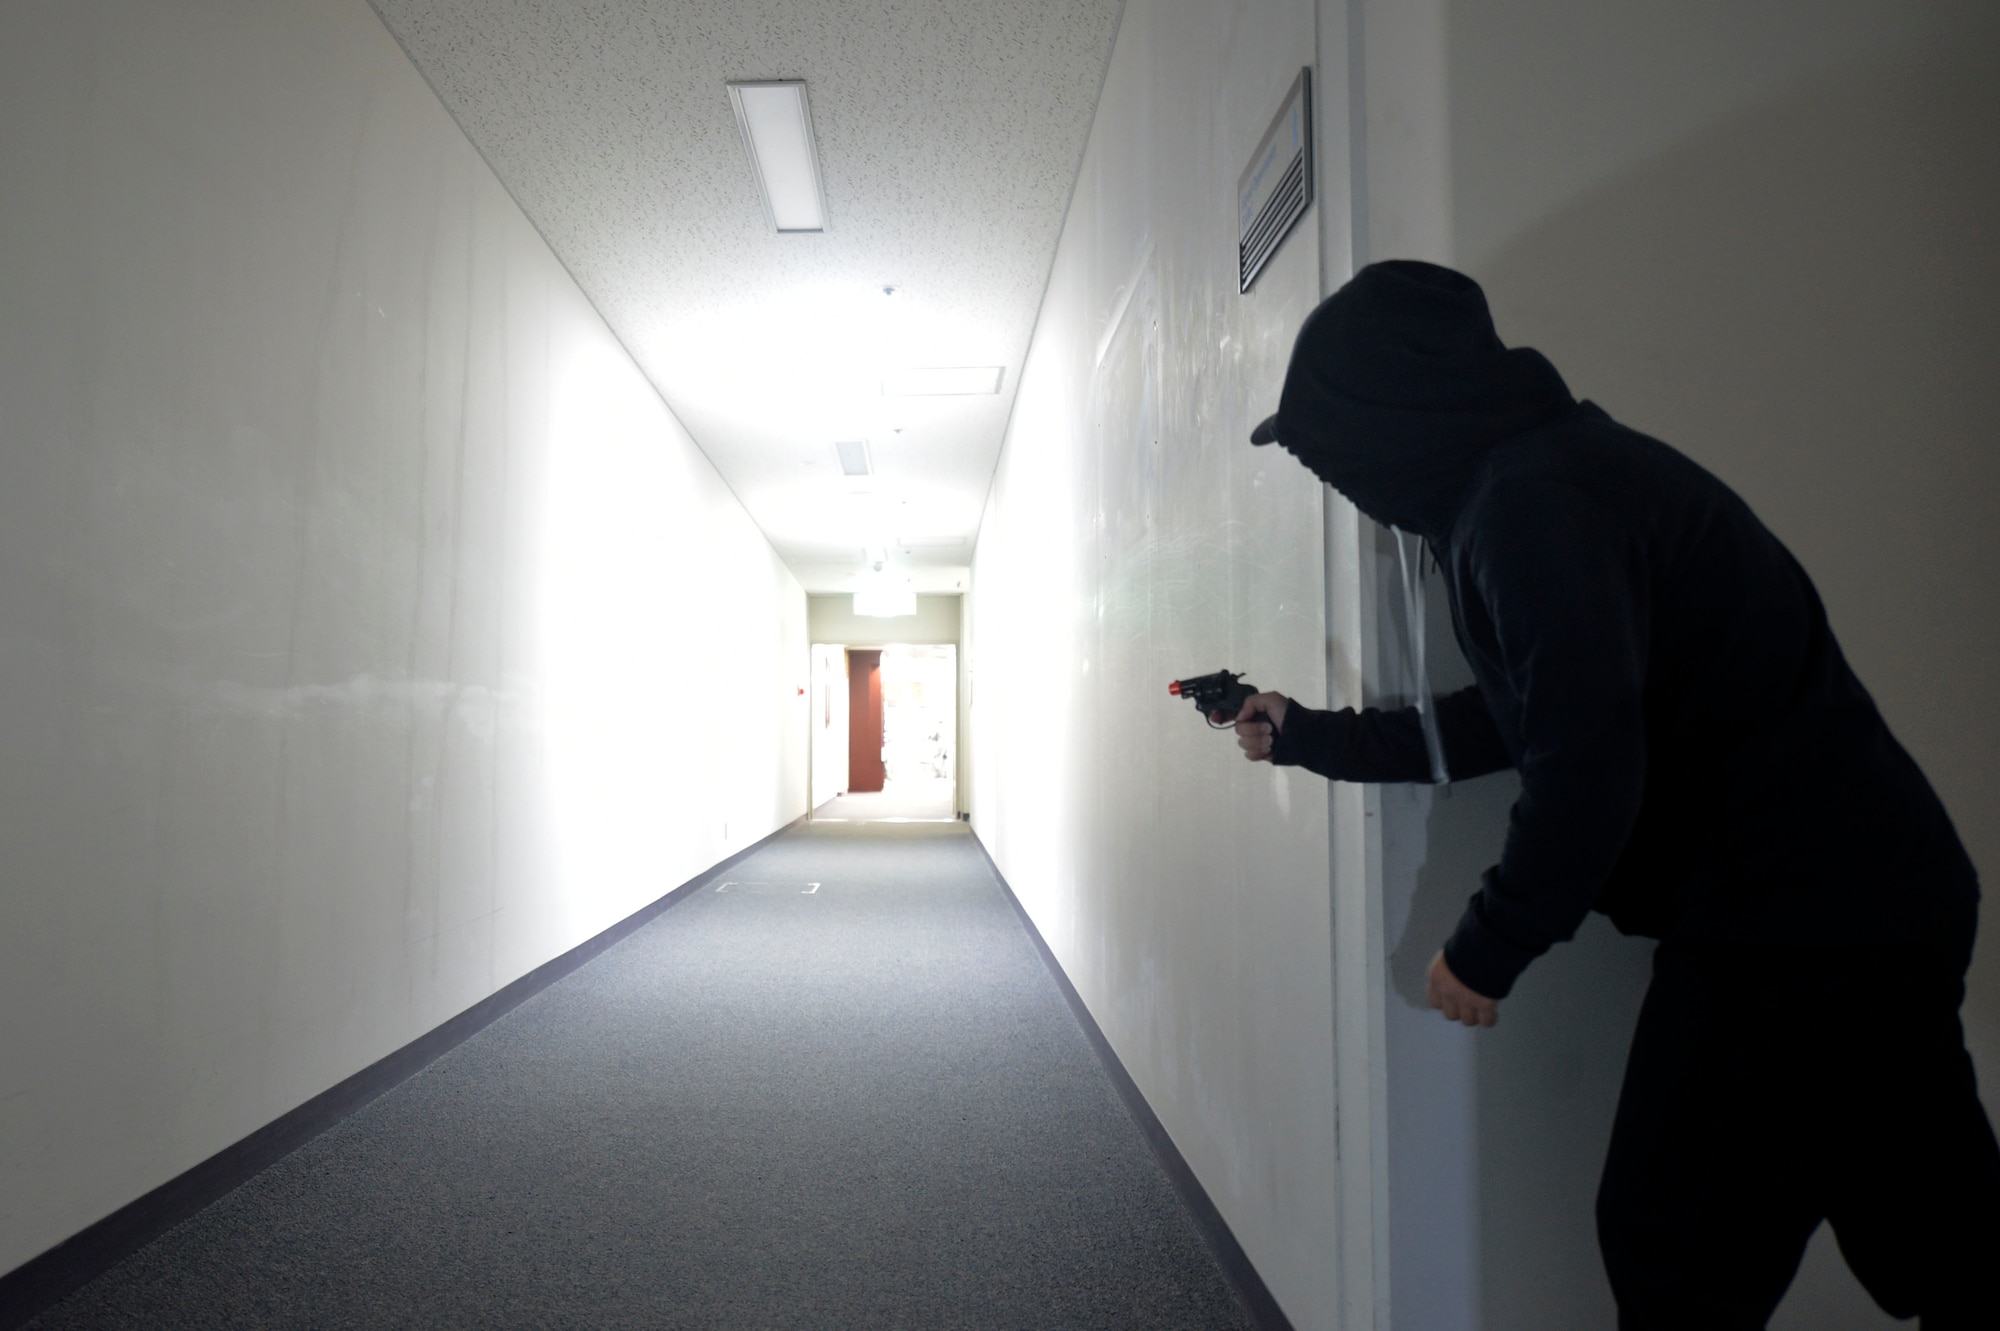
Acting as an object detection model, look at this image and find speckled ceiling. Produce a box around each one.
[369,0,1126,591]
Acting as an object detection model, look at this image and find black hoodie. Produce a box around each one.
[1260,261,1977,999]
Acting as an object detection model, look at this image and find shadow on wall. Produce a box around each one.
[1387,767,1651,1330]
[1440,46,1997,1331]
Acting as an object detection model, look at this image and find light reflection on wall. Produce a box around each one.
[0,1,811,1277]
[539,317,808,942]
[971,335,1087,928]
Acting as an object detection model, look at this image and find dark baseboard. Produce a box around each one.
[966,830,1299,1331]
[0,814,807,1331]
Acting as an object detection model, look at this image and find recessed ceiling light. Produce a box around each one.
[834,440,872,476]
[880,366,1005,396]
[726,80,827,233]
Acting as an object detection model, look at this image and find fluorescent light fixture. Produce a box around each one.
[880,366,1005,396]
[854,567,917,618]
[727,80,828,233]
[834,440,872,476]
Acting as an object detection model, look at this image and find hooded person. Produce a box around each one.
[1241,259,1997,1325]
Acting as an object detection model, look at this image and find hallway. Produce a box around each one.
[4,1,1996,1326]
[27,825,1254,1330]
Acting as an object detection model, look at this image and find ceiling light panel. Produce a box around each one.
[880,366,1005,397]
[726,80,827,233]
[834,440,872,476]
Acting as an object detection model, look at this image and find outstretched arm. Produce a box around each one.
[1240,685,1514,782]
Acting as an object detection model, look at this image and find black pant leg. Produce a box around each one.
[1596,941,1822,1329]
[1816,925,2000,1326]
[1599,923,2000,1330]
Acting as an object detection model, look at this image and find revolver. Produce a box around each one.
[1168,669,1262,730]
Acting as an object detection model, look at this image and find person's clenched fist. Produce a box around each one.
[1426,950,1500,1027]
[1232,692,1291,762]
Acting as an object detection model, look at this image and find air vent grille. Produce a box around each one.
[1237,69,1314,294]
[1240,155,1307,292]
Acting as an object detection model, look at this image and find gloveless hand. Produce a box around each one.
[1231,692,1291,762]
[1427,950,1500,1027]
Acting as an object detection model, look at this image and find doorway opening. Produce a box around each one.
[810,643,956,822]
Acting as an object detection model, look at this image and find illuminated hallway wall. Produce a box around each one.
[0,0,807,1276]
[968,1,1342,1326]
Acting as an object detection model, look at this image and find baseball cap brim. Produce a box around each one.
[1249,413,1280,446]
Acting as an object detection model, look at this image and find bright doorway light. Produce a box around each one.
[880,644,957,788]
[810,644,957,823]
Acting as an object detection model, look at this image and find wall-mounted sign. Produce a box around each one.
[1238,68,1314,294]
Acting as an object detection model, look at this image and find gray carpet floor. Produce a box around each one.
[30,822,1258,1330]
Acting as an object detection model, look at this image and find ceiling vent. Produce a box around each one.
[835,440,872,476]
[1238,69,1313,294]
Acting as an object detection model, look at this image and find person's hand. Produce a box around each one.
[1426,951,1499,1027]
[1230,692,1290,762]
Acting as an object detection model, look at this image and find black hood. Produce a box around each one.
[1253,261,1575,539]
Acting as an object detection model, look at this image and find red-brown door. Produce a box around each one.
[846,649,885,793]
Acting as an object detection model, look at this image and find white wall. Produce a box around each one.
[1356,2,2000,1327]
[0,0,808,1275]
[969,1,1342,1325]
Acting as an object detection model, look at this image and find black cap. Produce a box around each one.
[1249,413,1279,446]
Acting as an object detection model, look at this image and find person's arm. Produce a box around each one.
[1440,484,1650,1001]
[1246,685,1515,782]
